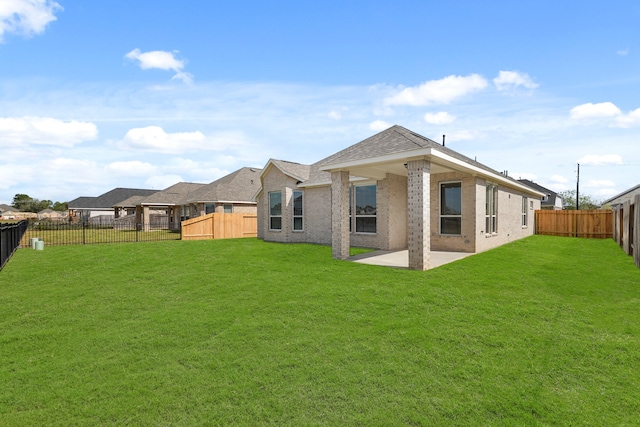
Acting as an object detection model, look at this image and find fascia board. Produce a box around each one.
[319,148,545,197]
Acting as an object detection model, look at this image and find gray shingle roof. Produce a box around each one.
[518,179,561,206]
[140,182,206,205]
[268,159,311,182]
[304,125,533,189]
[68,188,157,209]
[181,167,262,204]
[114,195,154,208]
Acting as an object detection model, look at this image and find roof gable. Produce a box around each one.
[68,188,157,209]
[140,182,206,205]
[182,167,262,204]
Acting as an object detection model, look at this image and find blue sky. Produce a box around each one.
[1,0,639,205]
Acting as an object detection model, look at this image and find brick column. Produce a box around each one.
[331,171,350,260]
[173,207,181,231]
[407,159,431,270]
[143,205,150,232]
[135,205,143,230]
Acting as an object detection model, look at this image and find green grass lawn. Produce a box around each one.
[1,236,639,426]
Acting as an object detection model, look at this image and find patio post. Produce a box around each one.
[407,159,431,270]
[143,205,151,232]
[331,170,350,260]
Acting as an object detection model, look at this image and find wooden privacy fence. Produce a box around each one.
[181,213,257,241]
[535,210,612,238]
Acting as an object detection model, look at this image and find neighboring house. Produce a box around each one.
[603,184,640,268]
[178,167,262,217]
[68,188,157,222]
[37,209,68,221]
[256,125,543,270]
[0,204,37,220]
[135,182,207,231]
[0,204,12,219]
[518,179,563,210]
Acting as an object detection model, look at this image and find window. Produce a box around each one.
[485,183,498,234]
[292,190,303,231]
[205,204,215,214]
[440,182,462,235]
[354,185,376,233]
[522,196,528,227]
[223,204,233,213]
[269,192,282,230]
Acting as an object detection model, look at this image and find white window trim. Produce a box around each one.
[485,183,498,236]
[439,181,462,236]
[268,191,282,231]
[292,190,304,232]
[522,196,528,228]
[351,184,377,235]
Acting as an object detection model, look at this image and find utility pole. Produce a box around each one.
[576,163,580,210]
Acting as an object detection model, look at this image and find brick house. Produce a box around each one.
[256,125,542,270]
[178,167,262,218]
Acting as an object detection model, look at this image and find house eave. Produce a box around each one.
[320,148,545,197]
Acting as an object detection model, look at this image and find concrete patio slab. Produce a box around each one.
[349,249,472,269]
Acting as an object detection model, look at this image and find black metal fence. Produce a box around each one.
[1,220,29,270]
[18,219,182,248]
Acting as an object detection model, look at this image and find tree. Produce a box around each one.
[558,190,602,210]
[11,194,56,213]
[11,194,32,211]
[52,201,68,211]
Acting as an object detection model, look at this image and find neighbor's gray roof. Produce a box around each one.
[68,188,157,209]
[518,179,561,206]
[114,195,154,208]
[181,167,262,204]
[0,203,14,213]
[140,182,206,206]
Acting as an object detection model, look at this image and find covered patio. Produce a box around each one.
[349,249,472,269]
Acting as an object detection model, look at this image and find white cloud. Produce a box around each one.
[125,48,194,84]
[369,120,392,131]
[446,130,477,141]
[384,74,488,106]
[577,154,623,165]
[550,175,569,184]
[593,188,618,198]
[105,161,158,177]
[424,111,456,124]
[617,49,629,56]
[0,0,62,42]
[493,71,538,91]
[328,110,342,120]
[116,126,250,155]
[117,126,205,154]
[145,174,184,190]
[615,107,640,127]
[587,179,615,187]
[0,116,98,147]
[570,102,622,119]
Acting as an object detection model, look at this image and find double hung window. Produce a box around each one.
[293,191,303,231]
[440,182,462,235]
[485,184,498,234]
[348,185,377,233]
[269,191,282,230]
